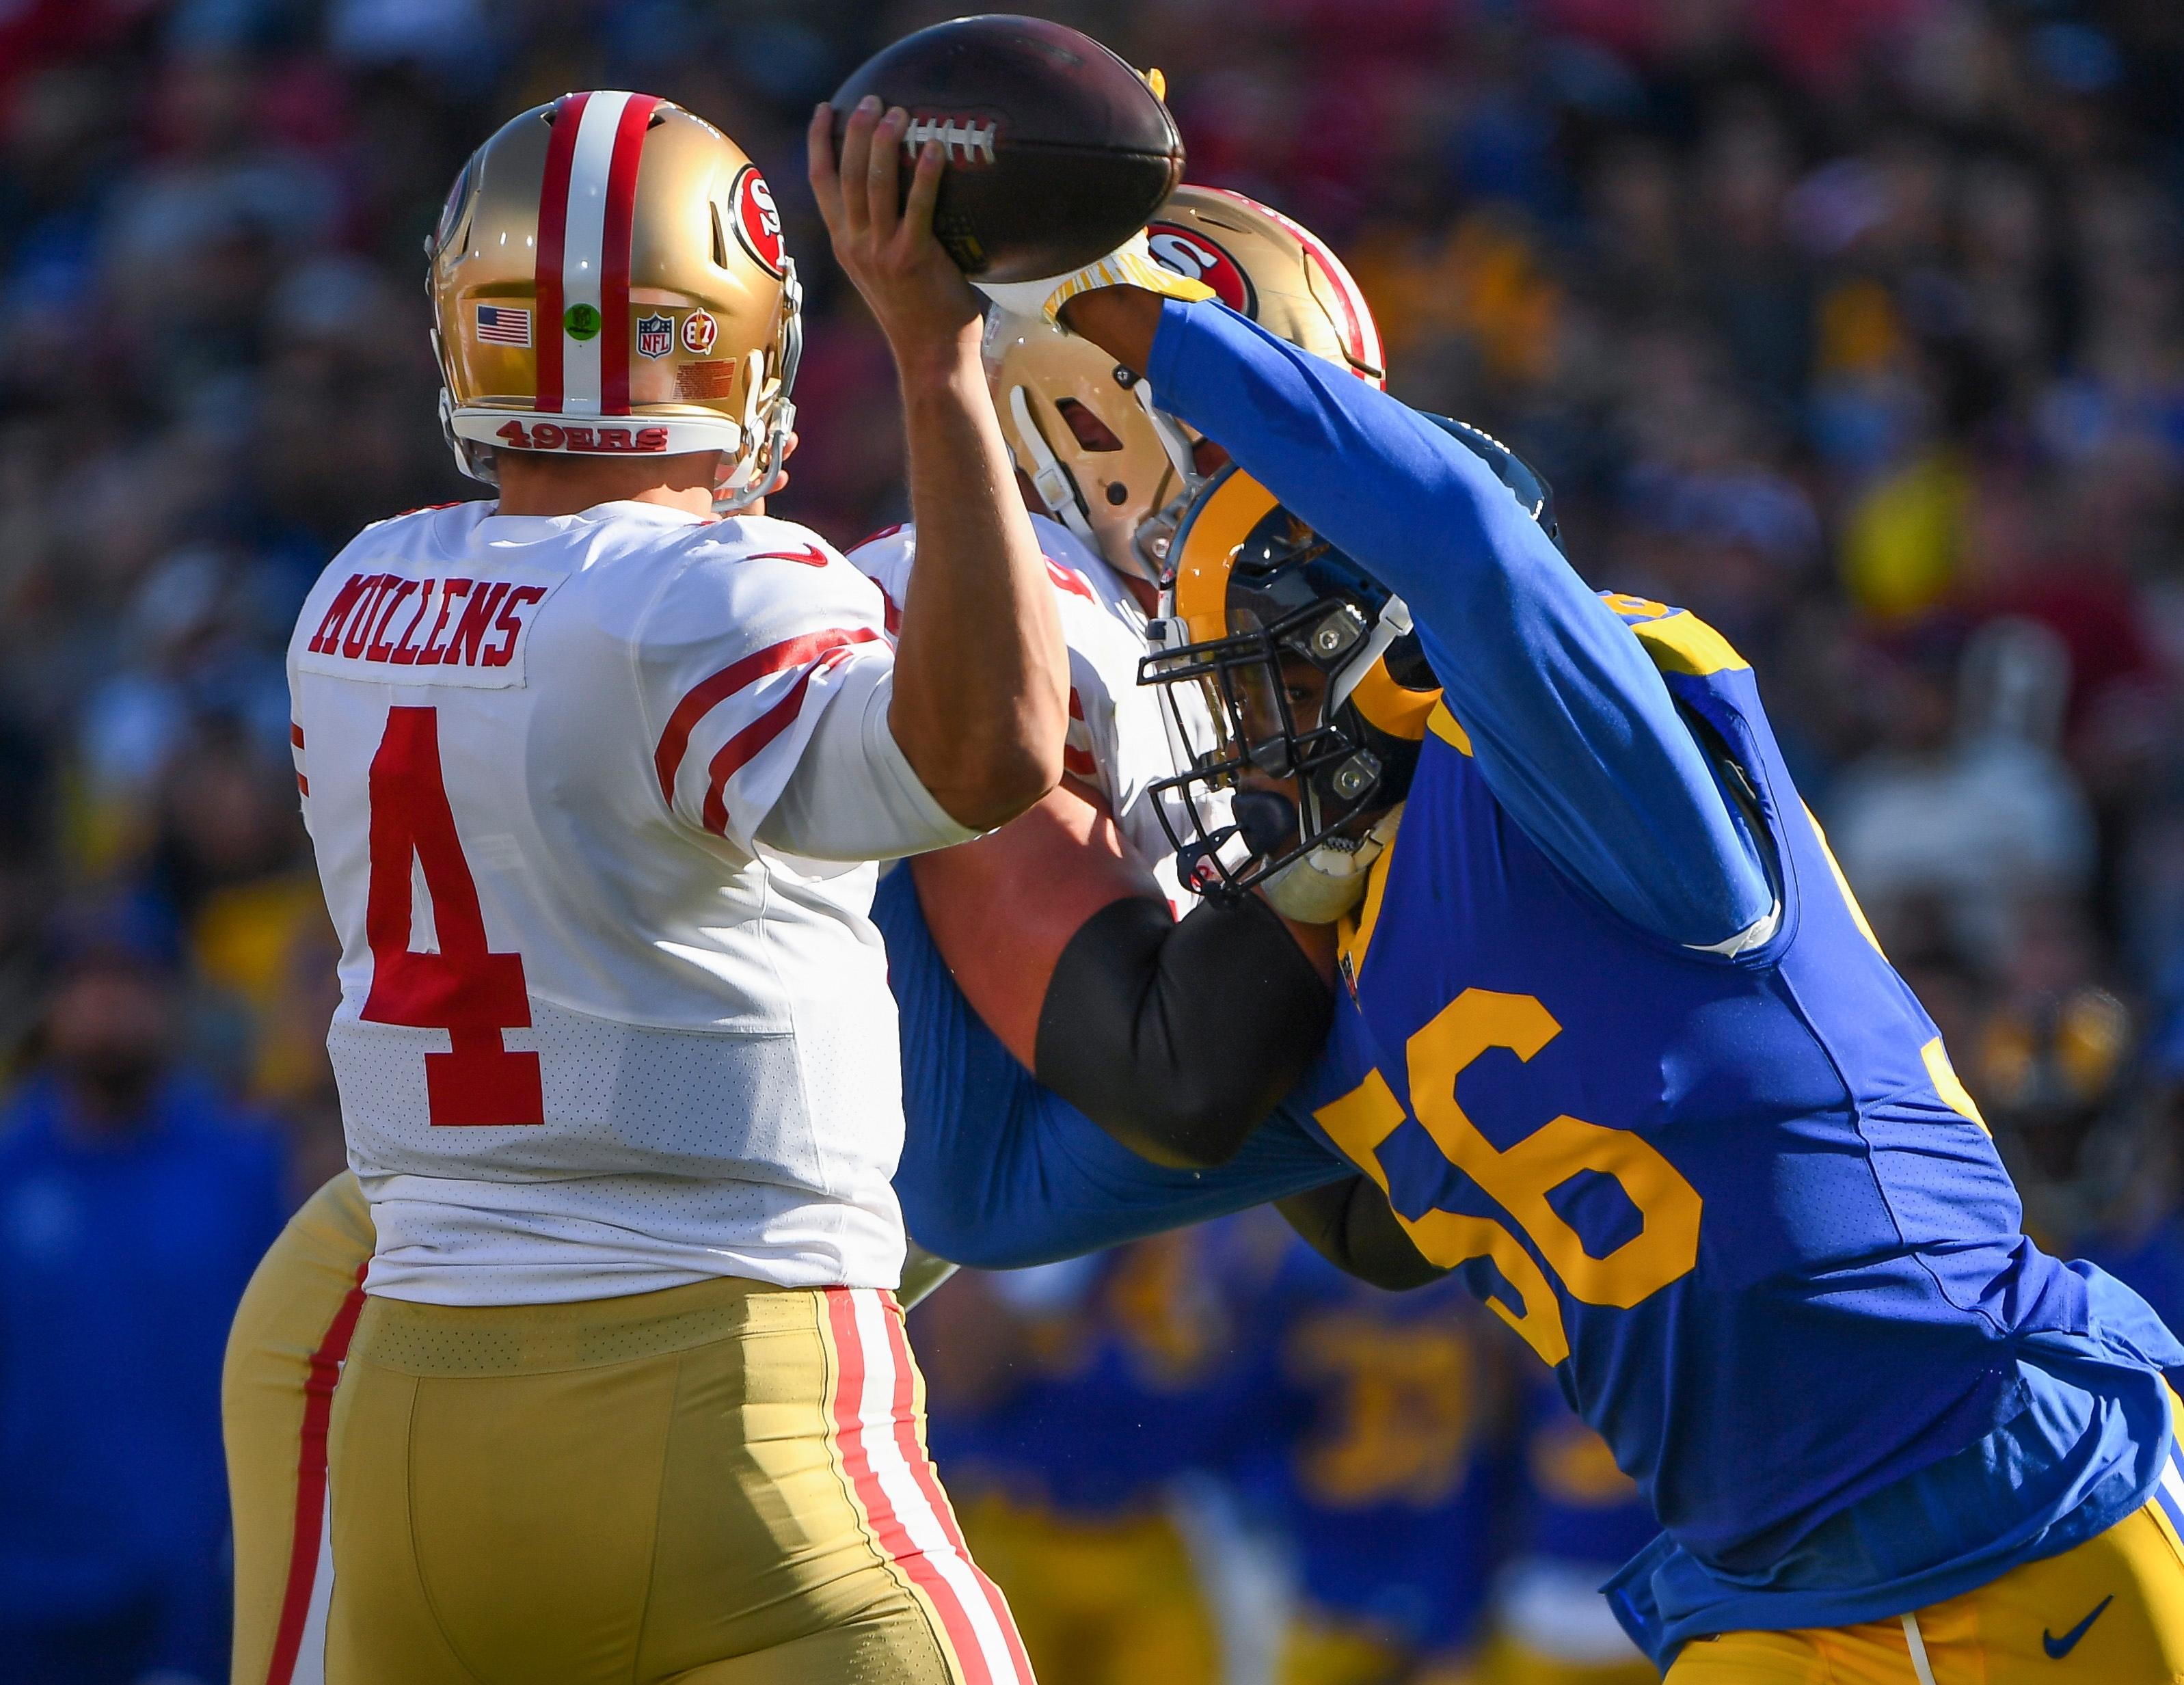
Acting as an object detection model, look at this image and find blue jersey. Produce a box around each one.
[881,288,2184,1671]
[2080,1210,2184,1351]
[1138,296,2184,1662]
[1288,610,2183,1656]
[1224,1237,1507,1654]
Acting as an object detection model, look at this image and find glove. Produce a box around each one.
[975,228,1215,325]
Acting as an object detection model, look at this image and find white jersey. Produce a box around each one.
[289,498,941,1306]
[850,513,1206,898]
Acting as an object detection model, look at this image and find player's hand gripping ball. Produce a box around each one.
[830,14,1185,282]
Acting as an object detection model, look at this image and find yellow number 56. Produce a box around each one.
[1314,989,1703,1366]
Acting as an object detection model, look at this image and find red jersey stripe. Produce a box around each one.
[652,625,881,807]
[533,91,589,413]
[699,645,857,836]
[598,94,660,416]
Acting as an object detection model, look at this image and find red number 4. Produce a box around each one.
[360,706,543,1126]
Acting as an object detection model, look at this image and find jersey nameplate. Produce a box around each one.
[297,569,557,688]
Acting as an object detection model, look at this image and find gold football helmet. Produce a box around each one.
[427,91,801,509]
[984,185,1384,583]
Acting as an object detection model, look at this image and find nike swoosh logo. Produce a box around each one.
[745,544,828,567]
[2043,1593,2114,1659]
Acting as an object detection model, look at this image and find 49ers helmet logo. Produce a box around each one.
[1147,224,1256,316]
[730,165,786,278]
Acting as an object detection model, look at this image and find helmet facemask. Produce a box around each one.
[1140,508,1424,903]
[1141,419,1561,916]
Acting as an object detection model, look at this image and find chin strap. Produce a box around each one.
[1136,380,1200,487]
[1260,807,1401,924]
[1008,383,1097,541]
[713,362,792,514]
[1325,595,1412,721]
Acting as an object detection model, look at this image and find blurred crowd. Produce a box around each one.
[3,0,2183,1680]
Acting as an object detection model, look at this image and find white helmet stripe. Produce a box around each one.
[552,90,634,417]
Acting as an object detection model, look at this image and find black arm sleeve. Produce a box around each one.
[1276,1176,1451,1291]
[1033,892,1333,1171]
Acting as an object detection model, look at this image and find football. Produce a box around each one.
[831,14,1186,282]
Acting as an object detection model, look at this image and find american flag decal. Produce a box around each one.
[475,304,532,347]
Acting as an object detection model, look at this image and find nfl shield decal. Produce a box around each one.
[636,313,673,359]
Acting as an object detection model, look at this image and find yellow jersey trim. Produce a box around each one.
[1338,811,1402,980]
[1629,610,1751,677]
[1921,1038,1990,1134]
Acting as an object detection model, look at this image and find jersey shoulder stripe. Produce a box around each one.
[653,625,883,807]
[699,642,865,837]
[1597,592,1751,677]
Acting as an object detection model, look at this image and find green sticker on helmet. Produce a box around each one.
[563,304,602,342]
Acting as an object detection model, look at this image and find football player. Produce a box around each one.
[224,177,1386,1684]
[249,89,1074,1685]
[900,252,2184,1678]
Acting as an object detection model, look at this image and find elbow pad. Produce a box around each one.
[1034,893,1333,1170]
[1277,1177,1450,1291]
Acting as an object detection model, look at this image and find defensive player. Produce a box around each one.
[895,253,2184,1677]
[264,89,1070,1684]
[224,181,1382,1684]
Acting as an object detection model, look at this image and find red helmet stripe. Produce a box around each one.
[599,94,660,416]
[532,91,589,413]
[1305,243,1385,385]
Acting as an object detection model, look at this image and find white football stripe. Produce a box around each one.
[291,1500,334,1683]
[849,1290,1022,1681]
[558,90,633,416]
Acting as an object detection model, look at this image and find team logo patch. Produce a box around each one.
[682,309,718,354]
[1146,224,1256,316]
[729,165,786,278]
[636,312,673,359]
[474,304,532,347]
[563,303,602,342]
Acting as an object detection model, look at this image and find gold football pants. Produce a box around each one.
[224,1172,1032,1685]
[1667,1456,2184,1683]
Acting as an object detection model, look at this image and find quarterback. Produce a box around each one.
[248,89,1070,1685]
[887,254,2184,1680]
[223,176,1383,1685]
